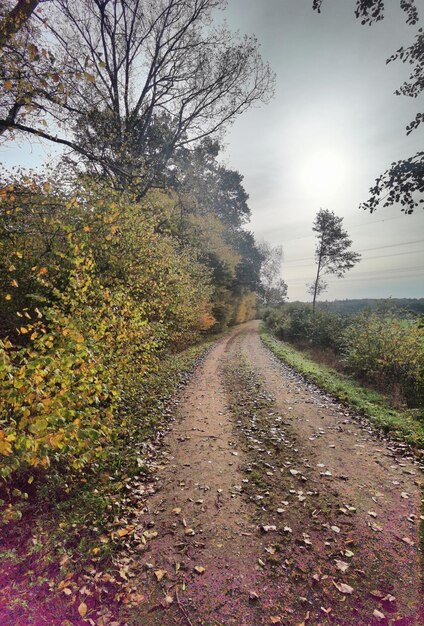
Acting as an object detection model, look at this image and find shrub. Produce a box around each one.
[342,312,424,406]
[264,304,348,353]
[0,176,216,486]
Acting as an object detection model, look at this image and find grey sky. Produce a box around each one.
[1,0,423,302]
[221,0,424,301]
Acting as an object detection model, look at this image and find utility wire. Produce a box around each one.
[283,239,424,264]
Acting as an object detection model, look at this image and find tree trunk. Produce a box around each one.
[0,0,40,47]
[312,240,323,314]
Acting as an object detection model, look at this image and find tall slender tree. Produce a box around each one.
[309,209,361,312]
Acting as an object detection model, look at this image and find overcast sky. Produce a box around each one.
[220,0,424,301]
[1,0,423,302]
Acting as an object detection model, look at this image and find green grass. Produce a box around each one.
[260,324,424,451]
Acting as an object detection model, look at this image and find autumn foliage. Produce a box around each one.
[0,173,258,495]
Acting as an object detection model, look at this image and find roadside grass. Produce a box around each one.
[260,324,424,452]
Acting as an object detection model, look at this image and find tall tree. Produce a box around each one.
[309,209,361,312]
[313,0,423,214]
[0,0,275,190]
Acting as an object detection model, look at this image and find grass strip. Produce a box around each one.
[260,324,424,451]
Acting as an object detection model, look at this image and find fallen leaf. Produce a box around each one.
[270,617,282,624]
[367,511,377,518]
[172,507,181,515]
[184,528,195,536]
[261,525,277,533]
[154,569,167,582]
[335,560,349,573]
[249,591,259,601]
[78,602,88,617]
[401,537,415,546]
[383,594,396,603]
[331,526,340,533]
[373,609,386,620]
[194,565,206,574]
[333,581,353,594]
[143,530,158,540]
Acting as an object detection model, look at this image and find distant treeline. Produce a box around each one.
[289,299,424,316]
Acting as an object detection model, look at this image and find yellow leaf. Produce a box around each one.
[154,569,167,582]
[5,294,12,301]
[20,327,29,334]
[4,80,12,90]
[77,602,88,617]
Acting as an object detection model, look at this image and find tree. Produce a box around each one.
[308,209,361,312]
[313,0,423,213]
[0,0,41,48]
[258,241,288,307]
[0,0,275,190]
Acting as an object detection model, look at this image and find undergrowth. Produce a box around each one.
[0,336,217,582]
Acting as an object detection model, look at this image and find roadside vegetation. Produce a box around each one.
[262,305,424,450]
[0,1,274,606]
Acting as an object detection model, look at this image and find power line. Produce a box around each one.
[284,248,424,267]
[286,265,424,284]
[278,215,417,245]
[288,271,424,285]
[283,239,424,264]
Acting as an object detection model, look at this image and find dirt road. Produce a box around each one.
[128,321,422,626]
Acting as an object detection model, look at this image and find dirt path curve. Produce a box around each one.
[130,321,422,626]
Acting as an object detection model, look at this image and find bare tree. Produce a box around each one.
[308,209,361,312]
[0,0,275,189]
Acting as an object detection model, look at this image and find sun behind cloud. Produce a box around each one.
[298,149,349,198]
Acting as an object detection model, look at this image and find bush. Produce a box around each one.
[342,312,424,406]
[0,176,216,487]
[264,304,348,353]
